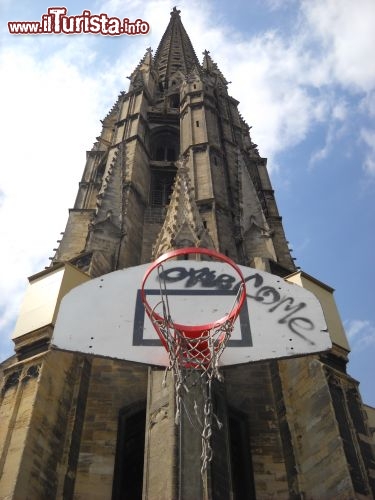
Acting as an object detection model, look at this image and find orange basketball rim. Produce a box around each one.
[141,247,247,369]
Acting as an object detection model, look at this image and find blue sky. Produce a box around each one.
[1,0,374,406]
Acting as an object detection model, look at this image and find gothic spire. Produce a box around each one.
[128,47,153,79]
[152,156,214,259]
[202,49,229,87]
[153,7,200,85]
[127,47,153,92]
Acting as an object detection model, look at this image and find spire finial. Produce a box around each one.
[171,6,181,17]
[203,50,210,56]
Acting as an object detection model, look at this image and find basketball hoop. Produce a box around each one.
[141,247,246,370]
[141,247,247,473]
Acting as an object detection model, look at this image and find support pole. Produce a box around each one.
[178,370,208,500]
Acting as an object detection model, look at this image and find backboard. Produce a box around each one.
[52,259,331,366]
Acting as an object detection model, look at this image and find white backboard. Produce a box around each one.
[52,260,331,366]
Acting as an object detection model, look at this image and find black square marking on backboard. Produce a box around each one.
[133,289,252,347]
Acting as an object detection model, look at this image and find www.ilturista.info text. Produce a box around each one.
[8,7,150,36]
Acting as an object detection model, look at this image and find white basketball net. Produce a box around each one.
[146,264,245,475]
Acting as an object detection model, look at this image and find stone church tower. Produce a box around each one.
[1,8,374,499]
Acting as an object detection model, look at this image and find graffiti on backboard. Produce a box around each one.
[158,266,317,343]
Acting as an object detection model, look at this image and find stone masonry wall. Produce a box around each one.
[224,362,290,499]
[278,355,358,499]
[73,357,148,499]
[0,350,81,499]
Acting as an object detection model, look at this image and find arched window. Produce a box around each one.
[112,403,146,500]
[150,128,179,162]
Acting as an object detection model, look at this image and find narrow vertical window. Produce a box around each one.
[112,405,146,500]
[228,408,256,500]
[196,121,200,127]
[170,94,180,108]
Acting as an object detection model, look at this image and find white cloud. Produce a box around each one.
[360,128,375,175]
[360,91,375,117]
[345,319,375,351]
[332,101,348,121]
[301,0,375,92]
[346,319,369,339]
[309,100,348,166]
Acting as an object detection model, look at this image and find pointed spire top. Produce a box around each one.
[129,47,153,76]
[202,49,229,87]
[154,9,200,85]
[202,49,219,72]
[127,47,153,90]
